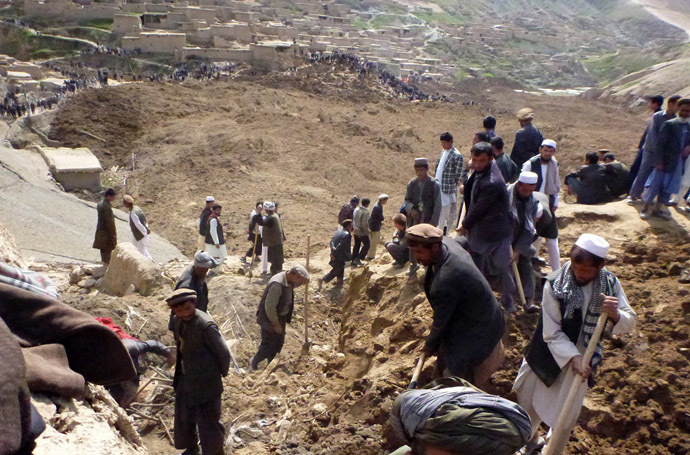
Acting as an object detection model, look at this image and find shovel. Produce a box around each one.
[542,313,608,455]
[248,232,259,279]
[408,352,427,389]
[510,246,528,307]
[301,234,312,354]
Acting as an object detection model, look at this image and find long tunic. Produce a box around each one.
[513,281,635,430]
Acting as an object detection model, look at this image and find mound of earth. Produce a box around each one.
[49,63,649,262]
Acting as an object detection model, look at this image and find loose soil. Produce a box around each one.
[39,64,689,454]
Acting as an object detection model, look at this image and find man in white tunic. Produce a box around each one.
[123,195,153,260]
[512,233,635,454]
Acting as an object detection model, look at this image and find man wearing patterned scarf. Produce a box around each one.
[511,234,636,454]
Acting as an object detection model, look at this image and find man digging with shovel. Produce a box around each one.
[512,234,636,454]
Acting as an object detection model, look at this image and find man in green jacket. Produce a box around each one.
[250,265,309,370]
[92,188,117,264]
[167,288,231,455]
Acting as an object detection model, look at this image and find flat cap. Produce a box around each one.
[123,195,134,204]
[407,223,443,243]
[341,218,353,228]
[166,288,197,306]
[516,108,534,121]
[288,264,310,280]
[194,250,221,269]
[414,157,429,167]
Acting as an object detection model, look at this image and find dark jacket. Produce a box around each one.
[511,123,543,169]
[93,199,117,250]
[338,203,356,225]
[574,164,610,205]
[175,266,209,313]
[204,214,224,245]
[657,118,690,174]
[495,153,519,184]
[172,310,230,406]
[424,238,505,372]
[462,161,512,242]
[330,229,352,263]
[199,206,211,236]
[603,162,630,198]
[255,213,283,247]
[369,203,384,232]
[404,176,442,227]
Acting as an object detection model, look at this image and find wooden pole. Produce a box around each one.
[510,246,527,306]
[304,235,310,346]
[408,352,427,390]
[542,313,608,455]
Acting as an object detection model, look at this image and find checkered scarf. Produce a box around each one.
[551,261,615,369]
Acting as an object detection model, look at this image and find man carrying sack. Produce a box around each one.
[512,234,636,454]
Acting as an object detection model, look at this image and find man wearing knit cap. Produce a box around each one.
[511,108,543,170]
[198,196,214,251]
[253,201,284,276]
[508,172,550,314]
[407,223,505,391]
[167,288,231,455]
[250,265,310,370]
[513,234,635,454]
[404,158,442,275]
[366,194,388,260]
[435,132,465,235]
[522,139,561,273]
[123,195,153,261]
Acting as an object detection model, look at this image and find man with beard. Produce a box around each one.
[522,139,561,272]
[512,234,635,455]
[458,142,515,312]
[407,223,505,391]
[511,108,543,170]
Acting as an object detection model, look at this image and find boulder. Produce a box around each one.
[69,267,85,285]
[104,243,161,297]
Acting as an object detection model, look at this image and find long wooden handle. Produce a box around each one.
[408,352,427,389]
[510,246,527,305]
[543,313,608,455]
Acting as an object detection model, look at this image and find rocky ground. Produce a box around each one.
[3,63,689,454]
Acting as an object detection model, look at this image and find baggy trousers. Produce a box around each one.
[352,234,370,260]
[254,326,286,366]
[323,260,346,283]
[174,394,224,455]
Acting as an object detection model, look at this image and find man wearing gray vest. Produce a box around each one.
[250,265,310,370]
[253,201,285,276]
[123,195,153,260]
[167,288,230,455]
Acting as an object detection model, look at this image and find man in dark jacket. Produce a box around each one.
[404,158,442,275]
[564,152,611,205]
[250,265,310,370]
[602,153,630,199]
[492,136,519,184]
[458,142,516,312]
[198,196,214,251]
[321,220,354,289]
[367,194,388,260]
[175,251,220,314]
[243,201,263,263]
[338,196,359,226]
[641,98,690,220]
[407,224,505,392]
[511,108,543,169]
[167,288,231,455]
[93,188,117,264]
[385,213,409,268]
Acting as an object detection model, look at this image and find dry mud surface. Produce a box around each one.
[38,65,690,453]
